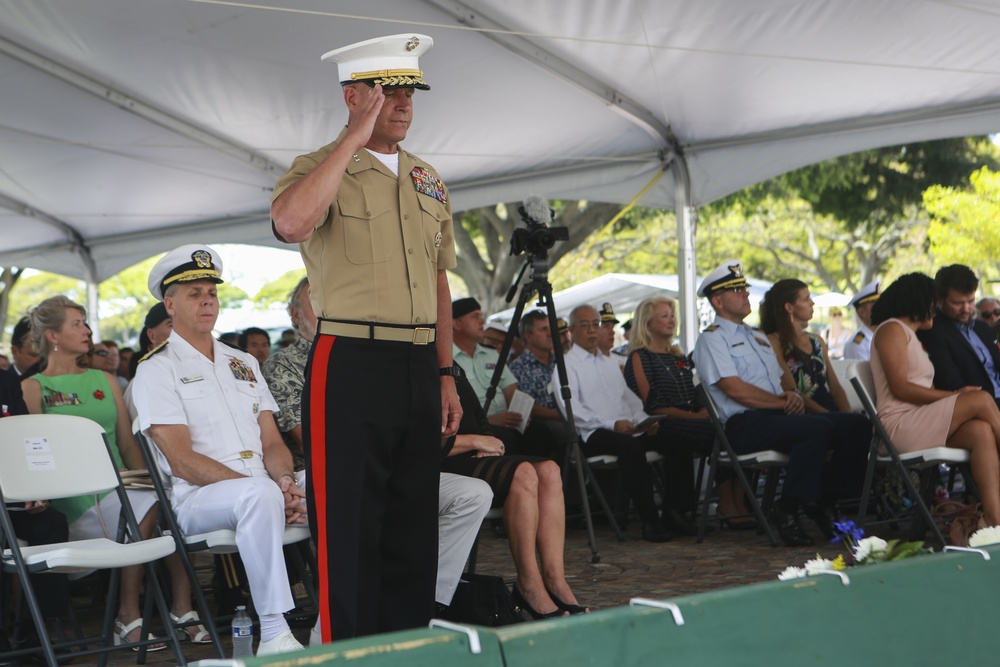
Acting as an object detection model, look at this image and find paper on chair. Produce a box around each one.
[509,389,535,434]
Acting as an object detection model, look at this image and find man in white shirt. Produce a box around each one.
[131,244,306,657]
[554,305,672,542]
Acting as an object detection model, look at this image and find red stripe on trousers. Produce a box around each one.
[309,334,335,642]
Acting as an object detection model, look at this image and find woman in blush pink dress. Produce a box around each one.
[870,273,1000,526]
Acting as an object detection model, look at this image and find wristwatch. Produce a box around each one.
[439,366,462,378]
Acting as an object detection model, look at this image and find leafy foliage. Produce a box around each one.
[925,166,1000,282]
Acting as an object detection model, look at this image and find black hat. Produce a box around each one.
[144,302,170,329]
[599,303,619,324]
[11,316,31,348]
[622,319,633,332]
[452,297,482,319]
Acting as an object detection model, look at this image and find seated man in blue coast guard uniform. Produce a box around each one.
[692,260,868,547]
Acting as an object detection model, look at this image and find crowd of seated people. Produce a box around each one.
[10,249,1000,664]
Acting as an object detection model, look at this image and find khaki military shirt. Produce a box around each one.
[272,129,457,325]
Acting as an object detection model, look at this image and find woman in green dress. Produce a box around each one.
[22,296,209,649]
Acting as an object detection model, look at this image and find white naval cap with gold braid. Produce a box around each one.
[322,33,433,91]
[148,243,224,301]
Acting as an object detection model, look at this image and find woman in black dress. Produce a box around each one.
[443,367,588,619]
[624,295,753,528]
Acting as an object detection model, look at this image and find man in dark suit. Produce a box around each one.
[916,264,1000,408]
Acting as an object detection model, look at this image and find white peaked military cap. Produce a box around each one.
[849,280,881,309]
[697,259,749,298]
[148,244,224,301]
[322,33,433,90]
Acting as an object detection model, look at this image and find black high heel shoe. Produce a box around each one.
[719,516,758,531]
[511,584,564,620]
[545,588,590,614]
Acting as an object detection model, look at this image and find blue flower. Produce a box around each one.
[830,518,865,544]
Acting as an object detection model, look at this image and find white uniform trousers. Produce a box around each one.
[174,475,294,615]
[436,473,492,605]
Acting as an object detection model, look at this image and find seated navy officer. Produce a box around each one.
[597,303,618,357]
[692,260,867,547]
[843,280,880,361]
[131,244,306,657]
[917,264,1000,409]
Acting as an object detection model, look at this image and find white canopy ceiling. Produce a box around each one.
[3,0,1000,287]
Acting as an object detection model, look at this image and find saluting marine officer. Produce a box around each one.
[692,260,867,548]
[270,33,462,641]
[843,280,880,361]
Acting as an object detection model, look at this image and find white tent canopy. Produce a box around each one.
[3,1,1000,343]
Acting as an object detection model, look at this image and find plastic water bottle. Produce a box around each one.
[231,605,253,659]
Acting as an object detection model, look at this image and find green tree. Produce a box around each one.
[703,137,999,292]
[925,166,1000,281]
[453,200,624,314]
[253,269,307,308]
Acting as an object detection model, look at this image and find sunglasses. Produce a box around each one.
[94,349,110,357]
[980,309,1000,319]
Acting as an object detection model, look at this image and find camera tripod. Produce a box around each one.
[482,255,624,563]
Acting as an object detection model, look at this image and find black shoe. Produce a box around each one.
[769,507,815,547]
[511,585,564,620]
[13,627,72,667]
[661,509,700,536]
[802,503,835,541]
[545,588,590,614]
[640,520,674,543]
[720,517,759,531]
[0,634,21,667]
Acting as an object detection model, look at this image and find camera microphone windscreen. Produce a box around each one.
[522,195,552,225]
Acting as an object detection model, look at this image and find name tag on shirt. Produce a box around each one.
[181,375,203,384]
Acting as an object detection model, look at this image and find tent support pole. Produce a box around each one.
[671,156,698,352]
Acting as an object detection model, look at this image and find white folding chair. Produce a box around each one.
[847,361,970,547]
[131,418,317,652]
[0,414,182,667]
[829,358,865,413]
[694,377,788,546]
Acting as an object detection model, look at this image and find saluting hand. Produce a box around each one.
[344,83,385,151]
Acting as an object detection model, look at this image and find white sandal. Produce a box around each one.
[170,611,212,644]
[113,618,167,652]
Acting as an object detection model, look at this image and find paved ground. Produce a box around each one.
[42,515,852,666]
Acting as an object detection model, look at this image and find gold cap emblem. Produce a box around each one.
[192,250,212,269]
[405,36,420,52]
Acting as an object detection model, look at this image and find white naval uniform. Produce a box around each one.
[436,473,492,605]
[843,323,874,361]
[131,331,294,616]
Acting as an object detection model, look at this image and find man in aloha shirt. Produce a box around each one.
[509,310,573,462]
[262,277,315,471]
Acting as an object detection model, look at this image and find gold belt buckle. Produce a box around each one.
[239,451,254,460]
[411,327,433,345]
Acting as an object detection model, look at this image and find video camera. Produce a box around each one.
[509,196,569,258]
